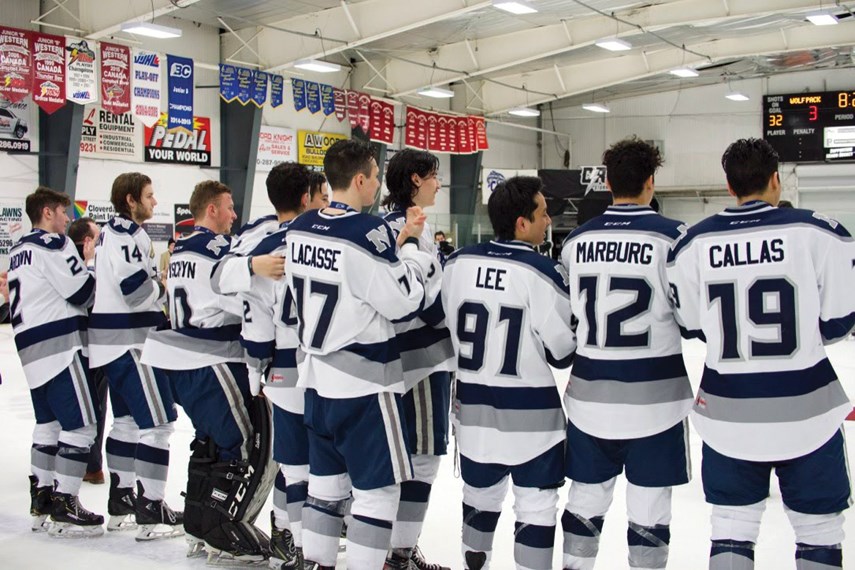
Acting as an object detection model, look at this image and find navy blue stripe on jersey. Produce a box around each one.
[563,206,684,246]
[420,295,446,327]
[108,215,141,235]
[342,339,400,364]
[237,214,277,236]
[89,311,166,329]
[546,346,575,368]
[679,325,705,341]
[457,382,562,411]
[14,315,88,350]
[700,358,837,399]
[272,347,298,368]
[120,269,150,297]
[819,312,855,343]
[242,338,274,362]
[450,240,569,294]
[287,209,400,264]
[172,324,242,341]
[17,230,67,250]
[173,232,232,259]
[572,353,687,383]
[397,324,450,352]
[250,225,289,256]
[66,275,95,306]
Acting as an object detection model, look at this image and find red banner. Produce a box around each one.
[333,88,346,122]
[357,92,371,133]
[32,33,65,114]
[438,115,452,153]
[404,106,489,154]
[473,115,489,150]
[426,112,439,152]
[346,90,359,129]
[369,98,394,145]
[0,27,32,103]
[456,116,472,154]
[100,42,131,115]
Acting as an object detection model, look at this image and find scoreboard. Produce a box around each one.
[763,90,855,162]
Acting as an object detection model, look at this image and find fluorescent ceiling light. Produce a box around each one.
[595,37,631,52]
[582,103,610,113]
[508,107,540,117]
[670,67,699,78]
[492,1,538,15]
[418,86,455,98]
[806,10,838,25]
[294,59,342,73]
[121,21,182,39]
[725,92,750,101]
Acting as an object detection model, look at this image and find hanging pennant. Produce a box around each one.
[473,115,489,150]
[32,33,65,115]
[333,88,346,121]
[166,54,193,132]
[131,49,161,127]
[448,115,460,154]
[292,78,306,111]
[426,112,439,152]
[0,26,32,104]
[100,42,131,115]
[270,74,284,108]
[368,98,394,145]
[250,70,268,107]
[219,64,238,102]
[65,36,97,104]
[320,83,335,116]
[357,92,371,132]
[346,90,359,129]
[306,81,321,114]
[236,66,252,105]
[456,116,472,154]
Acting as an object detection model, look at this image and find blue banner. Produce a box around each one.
[251,71,268,107]
[236,67,252,105]
[167,54,193,131]
[320,83,335,116]
[219,64,238,102]
[292,78,306,111]
[306,81,321,114]
[270,75,284,108]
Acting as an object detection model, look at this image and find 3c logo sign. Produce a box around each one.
[170,63,192,78]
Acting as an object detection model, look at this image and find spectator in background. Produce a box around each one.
[434,230,454,257]
[67,217,107,485]
[158,237,175,283]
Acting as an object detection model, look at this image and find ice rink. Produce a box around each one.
[0,327,853,569]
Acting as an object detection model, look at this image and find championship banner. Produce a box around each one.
[174,203,194,235]
[0,27,32,104]
[131,50,161,127]
[65,37,97,104]
[219,63,238,102]
[0,201,24,256]
[297,130,348,166]
[368,98,394,145]
[250,70,267,107]
[333,88,346,121]
[473,116,489,150]
[357,92,371,132]
[481,168,537,204]
[145,113,211,165]
[0,98,32,152]
[426,112,439,152]
[166,54,193,131]
[437,115,451,153]
[32,33,65,115]
[320,84,335,116]
[256,125,296,171]
[73,200,115,223]
[80,104,140,161]
[291,78,306,111]
[100,42,130,115]
[456,116,473,154]
[306,81,321,114]
[270,74,284,108]
[404,107,425,149]
[346,90,359,129]
[235,66,252,105]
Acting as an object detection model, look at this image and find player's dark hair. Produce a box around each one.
[323,139,375,191]
[25,186,70,224]
[110,172,152,218]
[381,149,439,210]
[308,171,327,201]
[67,217,97,244]
[189,180,232,219]
[488,176,544,241]
[602,136,662,198]
[266,162,311,213]
[721,138,779,198]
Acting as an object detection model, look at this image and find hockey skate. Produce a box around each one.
[204,521,270,567]
[48,492,104,538]
[269,511,302,569]
[29,475,52,532]
[411,545,451,570]
[384,549,416,569]
[107,473,138,531]
[135,481,185,541]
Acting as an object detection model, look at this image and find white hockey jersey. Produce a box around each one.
[285,205,440,399]
[89,216,166,368]
[231,214,278,255]
[141,228,244,370]
[383,210,453,388]
[667,201,855,461]
[7,230,95,388]
[442,240,577,466]
[561,205,693,440]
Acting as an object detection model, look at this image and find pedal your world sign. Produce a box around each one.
[144,112,211,165]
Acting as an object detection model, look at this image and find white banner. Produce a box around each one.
[131,49,162,128]
[481,168,538,204]
[0,201,25,256]
[256,125,296,171]
[65,36,98,104]
[80,103,142,161]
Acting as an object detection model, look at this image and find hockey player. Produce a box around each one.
[442,176,577,570]
[286,139,440,569]
[560,138,693,570]
[381,148,454,570]
[88,173,183,540]
[9,187,103,537]
[667,138,854,570]
[141,180,276,565]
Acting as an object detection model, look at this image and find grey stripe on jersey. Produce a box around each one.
[130,349,167,426]
[147,329,244,361]
[693,382,849,424]
[315,350,405,390]
[268,366,299,387]
[567,375,693,406]
[89,326,151,347]
[213,363,252,461]
[16,330,87,367]
[457,403,565,434]
[125,277,156,307]
[400,338,454,381]
[378,392,411,484]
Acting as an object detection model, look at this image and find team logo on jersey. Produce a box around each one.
[40,233,58,244]
[206,234,229,256]
[811,211,839,229]
[366,227,391,253]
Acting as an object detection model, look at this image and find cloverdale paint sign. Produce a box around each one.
[144,112,211,165]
